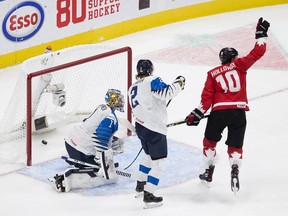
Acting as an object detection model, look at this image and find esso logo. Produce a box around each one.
[2,1,44,42]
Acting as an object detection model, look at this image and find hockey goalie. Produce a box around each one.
[48,89,125,192]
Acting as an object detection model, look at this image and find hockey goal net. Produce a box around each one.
[0,45,132,166]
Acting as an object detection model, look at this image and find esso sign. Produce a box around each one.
[2,1,44,42]
[10,13,39,31]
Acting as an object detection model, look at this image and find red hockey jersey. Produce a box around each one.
[198,38,267,114]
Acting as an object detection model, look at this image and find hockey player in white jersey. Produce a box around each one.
[49,89,125,192]
[128,59,185,208]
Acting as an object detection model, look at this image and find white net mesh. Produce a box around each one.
[0,44,131,165]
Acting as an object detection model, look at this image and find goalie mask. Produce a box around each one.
[105,89,125,112]
[136,59,154,79]
[219,47,238,65]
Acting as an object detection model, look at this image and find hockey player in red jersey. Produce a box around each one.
[185,17,270,193]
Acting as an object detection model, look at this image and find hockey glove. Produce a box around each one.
[255,17,270,39]
[173,75,186,90]
[111,136,124,154]
[185,108,204,126]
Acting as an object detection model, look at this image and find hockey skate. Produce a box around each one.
[48,174,66,192]
[135,181,146,198]
[143,191,163,209]
[199,165,215,188]
[231,164,240,194]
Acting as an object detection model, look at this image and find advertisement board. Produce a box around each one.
[0,0,209,55]
[0,0,286,68]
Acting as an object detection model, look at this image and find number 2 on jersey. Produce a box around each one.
[129,86,139,108]
[215,70,241,93]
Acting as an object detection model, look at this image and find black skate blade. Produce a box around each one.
[143,202,163,209]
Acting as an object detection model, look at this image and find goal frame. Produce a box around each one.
[26,46,132,166]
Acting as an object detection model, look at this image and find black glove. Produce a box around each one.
[255,17,270,39]
[173,75,186,90]
[185,108,204,126]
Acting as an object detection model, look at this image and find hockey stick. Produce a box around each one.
[166,120,187,127]
[123,147,143,170]
[166,99,172,107]
[166,115,209,127]
[61,156,133,179]
[61,155,100,168]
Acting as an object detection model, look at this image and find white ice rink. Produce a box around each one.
[0,4,288,216]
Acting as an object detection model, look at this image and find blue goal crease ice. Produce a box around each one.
[18,136,204,196]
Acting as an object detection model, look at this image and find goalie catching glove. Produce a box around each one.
[185,108,204,126]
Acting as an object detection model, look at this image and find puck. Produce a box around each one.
[42,140,48,145]
[114,162,119,168]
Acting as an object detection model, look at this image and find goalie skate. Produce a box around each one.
[48,174,65,192]
[231,164,240,195]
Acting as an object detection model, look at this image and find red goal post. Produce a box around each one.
[0,45,132,166]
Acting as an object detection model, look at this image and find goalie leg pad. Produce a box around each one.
[95,149,119,180]
[67,167,117,190]
[51,167,118,192]
[96,151,110,180]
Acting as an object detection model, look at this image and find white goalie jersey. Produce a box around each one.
[65,104,118,156]
[128,76,182,135]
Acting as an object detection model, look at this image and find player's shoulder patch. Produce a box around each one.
[151,76,168,91]
[100,104,108,111]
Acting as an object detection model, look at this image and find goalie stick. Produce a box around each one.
[61,156,133,179]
